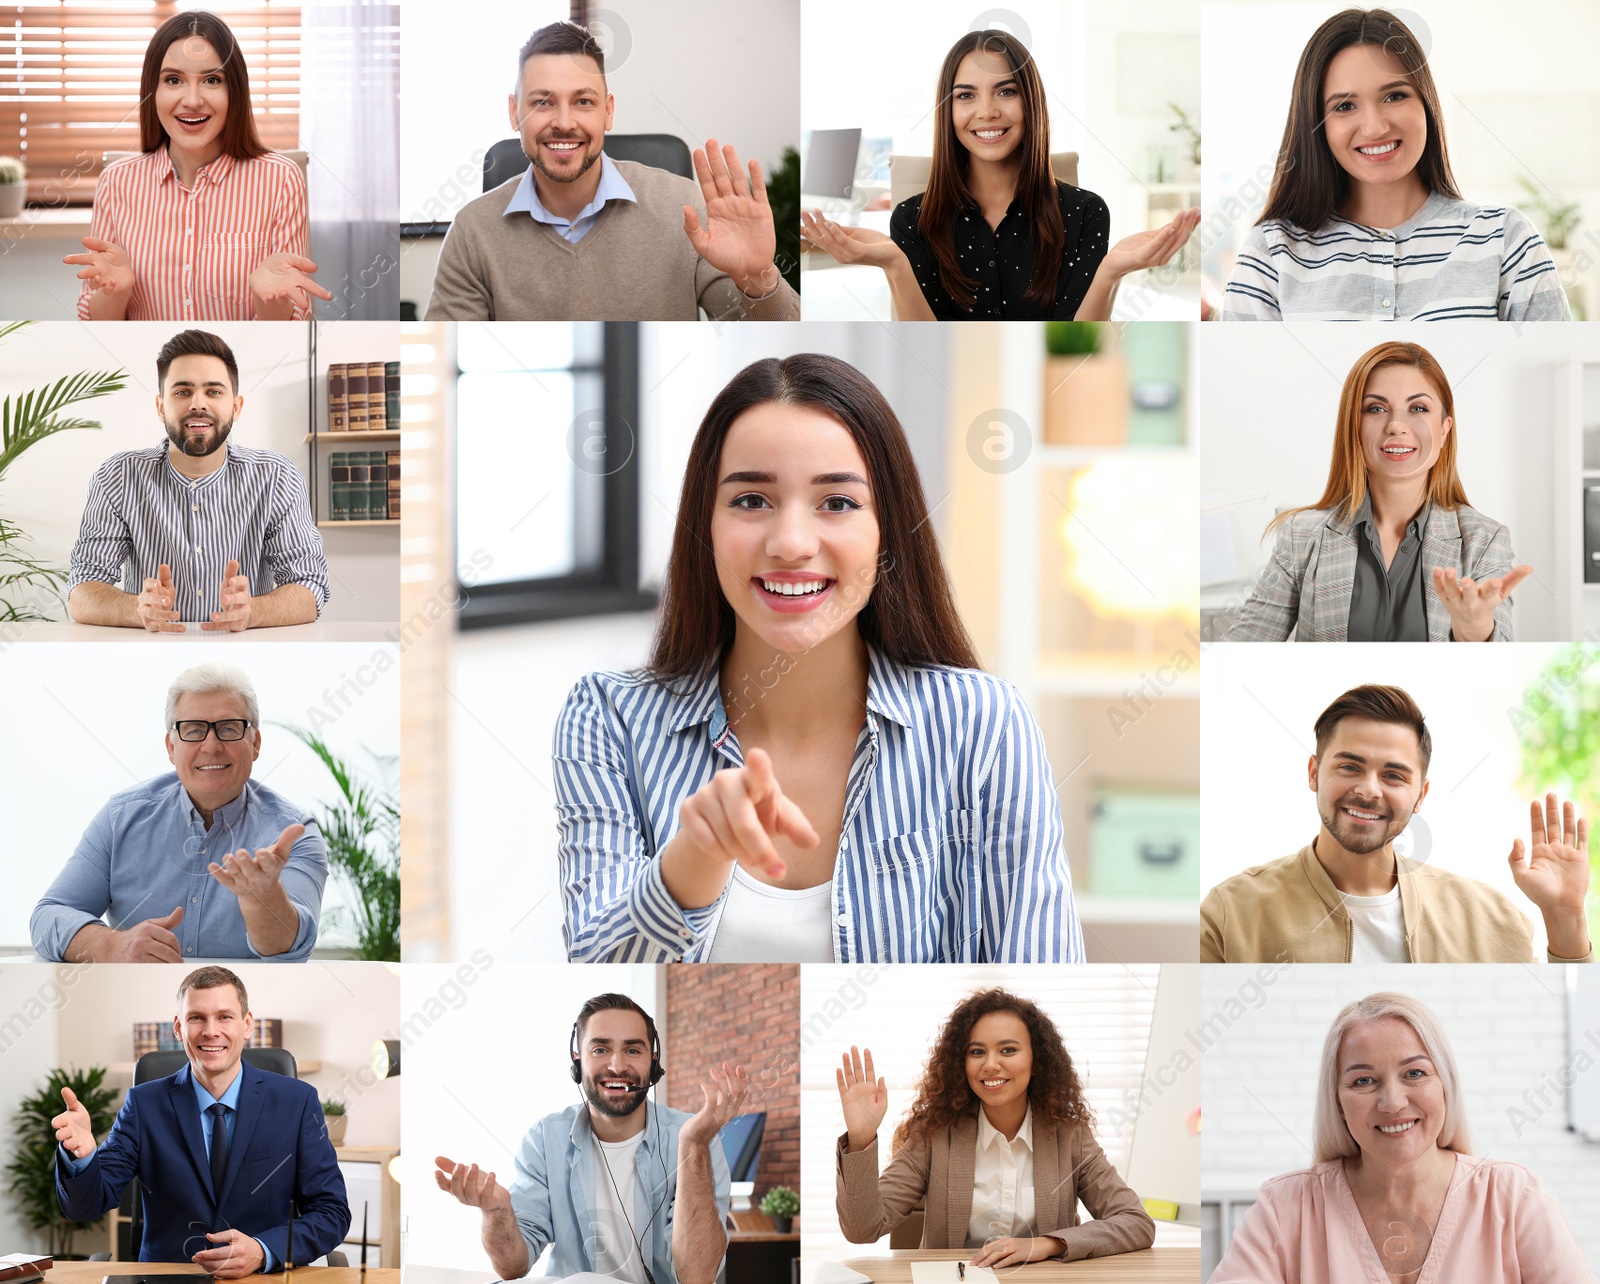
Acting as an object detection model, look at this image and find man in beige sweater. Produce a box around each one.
[426,21,799,322]
[1200,683,1594,963]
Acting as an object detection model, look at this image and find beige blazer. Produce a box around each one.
[834,1107,1155,1260]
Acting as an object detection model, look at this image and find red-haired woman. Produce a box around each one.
[554,354,1085,964]
[802,29,1197,321]
[64,10,331,321]
[834,988,1155,1266]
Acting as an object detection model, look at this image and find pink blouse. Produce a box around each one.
[1211,1155,1593,1284]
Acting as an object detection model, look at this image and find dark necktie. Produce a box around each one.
[208,1103,229,1197]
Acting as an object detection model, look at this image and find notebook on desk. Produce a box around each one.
[909,1266,997,1284]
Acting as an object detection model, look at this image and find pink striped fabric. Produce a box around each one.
[76,147,310,321]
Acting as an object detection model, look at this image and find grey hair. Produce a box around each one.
[163,663,260,730]
[1312,992,1471,1162]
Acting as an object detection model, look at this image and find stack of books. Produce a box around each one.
[325,360,400,522]
[327,360,399,433]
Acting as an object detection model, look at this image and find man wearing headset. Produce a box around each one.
[434,993,742,1283]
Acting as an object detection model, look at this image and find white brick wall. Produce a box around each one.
[1201,964,1600,1269]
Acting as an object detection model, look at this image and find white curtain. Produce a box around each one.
[302,0,401,320]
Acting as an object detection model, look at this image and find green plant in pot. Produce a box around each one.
[765,146,801,295]
[1043,322,1126,445]
[6,1067,120,1257]
[1516,176,1580,251]
[760,1184,799,1233]
[0,155,25,217]
[321,1097,348,1146]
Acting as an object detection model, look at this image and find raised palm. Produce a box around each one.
[64,237,135,297]
[682,138,775,287]
[801,211,901,269]
[1509,793,1590,916]
[837,1045,887,1147]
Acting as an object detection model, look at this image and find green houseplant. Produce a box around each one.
[1517,176,1581,251]
[6,1067,120,1257]
[760,1184,799,1233]
[1,320,128,620]
[766,146,801,295]
[277,724,400,961]
[0,155,25,217]
[321,1097,348,1145]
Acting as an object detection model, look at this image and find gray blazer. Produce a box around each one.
[1225,503,1516,642]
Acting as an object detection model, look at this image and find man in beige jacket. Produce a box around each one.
[1200,683,1593,964]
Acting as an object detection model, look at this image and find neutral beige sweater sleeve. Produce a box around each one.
[835,1133,928,1245]
[1042,1125,1156,1261]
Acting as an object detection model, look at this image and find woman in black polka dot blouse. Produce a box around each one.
[804,29,1199,321]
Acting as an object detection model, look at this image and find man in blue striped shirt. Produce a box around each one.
[66,329,329,631]
[30,663,327,962]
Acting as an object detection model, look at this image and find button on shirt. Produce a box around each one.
[31,773,327,962]
[503,153,638,243]
[890,182,1110,320]
[968,1105,1037,1248]
[67,442,329,622]
[77,148,312,322]
[1220,193,1571,321]
[1347,497,1431,642]
[554,646,1085,963]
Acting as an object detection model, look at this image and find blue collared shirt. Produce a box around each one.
[554,647,1085,963]
[509,1100,729,1279]
[31,773,327,962]
[503,153,637,243]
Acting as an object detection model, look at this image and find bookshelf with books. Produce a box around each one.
[310,357,400,529]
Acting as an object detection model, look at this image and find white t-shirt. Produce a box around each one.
[967,1105,1037,1248]
[1343,885,1409,963]
[707,863,834,962]
[591,1131,649,1284]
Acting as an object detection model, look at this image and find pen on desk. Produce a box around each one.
[359,1200,368,1284]
[957,1263,965,1281]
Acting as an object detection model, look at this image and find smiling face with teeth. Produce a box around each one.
[509,53,613,197]
[159,353,242,465]
[1357,363,1451,486]
[153,35,230,170]
[963,1011,1033,1125]
[167,689,260,815]
[1320,43,1429,212]
[1337,1017,1447,1169]
[1310,716,1429,861]
[575,1009,653,1130]
[949,48,1027,166]
[174,979,254,1094]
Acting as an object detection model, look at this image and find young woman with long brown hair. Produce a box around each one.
[802,29,1197,321]
[553,354,1084,964]
[1218,8,1569,321]
[64,10,331,321]
[834,988,1155,1266]
[1226,341,1530,641]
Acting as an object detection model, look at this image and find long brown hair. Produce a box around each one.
[647,354,980,682]
[1258,8,1460,231]
[1269,340,1468,535]
[139,10,268,160]
[894,988,1093,1150]
[917,29,1064,310]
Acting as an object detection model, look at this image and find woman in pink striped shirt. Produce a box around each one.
[64,10,333,321]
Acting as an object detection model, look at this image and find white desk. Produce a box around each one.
[3,620,400,643]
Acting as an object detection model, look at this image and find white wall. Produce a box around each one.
[1200,643,1587,958]
[0,321,399,623]
[1199,322,1600,642]
[0,968,61,1254]
[1200,964,1600,1270]
[0,642,400,952]
[400,0,799,224]
[398,961,660,1271]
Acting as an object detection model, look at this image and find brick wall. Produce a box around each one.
[665,965,801,1202]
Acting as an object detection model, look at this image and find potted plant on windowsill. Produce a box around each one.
[759,1185,799,1234]
[0,157,25,218]
[322,1098,348,1146]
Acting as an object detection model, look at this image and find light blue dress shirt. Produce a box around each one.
[509,1100,729,1280]
[502,152,638,243]
[31,772,327,962]
[554,646,1086,963]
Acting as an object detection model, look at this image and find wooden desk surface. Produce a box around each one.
[832,1247,1200,1282]
[728,1209,800,1242]
[45,1265,400,1284]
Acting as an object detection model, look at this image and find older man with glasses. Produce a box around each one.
[31,663,327,963]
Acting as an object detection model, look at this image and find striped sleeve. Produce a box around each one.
[264,159,313,322]
[977,680,1085,962]
[1218,223,1282,320]
[75,167,119,321]
[1225,520,1305,641]
[554,674,721,961]
[1467,519,1517,643]
[261,459,330,611]
[1498,206,1572,321]
[66,461,134,595]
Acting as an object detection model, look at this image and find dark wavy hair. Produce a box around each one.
[1258,8,1459,231]
[138,10,268,160]
[646,353,980,682]
[893,988,1093,1150]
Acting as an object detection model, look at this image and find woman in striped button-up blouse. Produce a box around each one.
[64,10,332,322]
[554,353,1085,964]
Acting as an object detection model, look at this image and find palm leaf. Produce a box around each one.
[0,368,127,477]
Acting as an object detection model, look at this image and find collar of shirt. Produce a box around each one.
[566,1099,662,1163]
[162,439,232,491]
[1351,493,1431,540]
[976,1102,1033,1156]
[1337,189,1449,240]
[504,152,637,238]
[191,1062,245,1115]
[178,774,252,832]
[152,145,238,191]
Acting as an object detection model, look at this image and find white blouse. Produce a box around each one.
[706,864,834,962]
[968,1104,1037,1247]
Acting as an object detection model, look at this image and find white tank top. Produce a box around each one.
[1343,885,1409,963]
[707,863,834,962]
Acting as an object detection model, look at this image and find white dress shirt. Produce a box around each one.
[967,1103,1037,1247]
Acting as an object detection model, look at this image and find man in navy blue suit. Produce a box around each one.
[53,965,351,1276]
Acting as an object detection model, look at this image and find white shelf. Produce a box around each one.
[1077,896,1196,925]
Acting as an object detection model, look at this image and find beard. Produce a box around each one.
[528,131,602,185]
[163,409,235,458]
[583,1070,647,1118]
[1318,793,1412,855]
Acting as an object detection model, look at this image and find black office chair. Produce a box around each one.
[482,133,694,191]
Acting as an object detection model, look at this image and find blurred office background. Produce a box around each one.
[799,0,1200,320]
[399,319,1200,964]
[1201,0,1600,319]
[1199,323,1600,644]
[0,0,399,321]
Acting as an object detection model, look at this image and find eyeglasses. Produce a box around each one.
[170,719,253,743]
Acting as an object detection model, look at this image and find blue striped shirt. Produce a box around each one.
[67,442,329,621]
[553,647,1085,963]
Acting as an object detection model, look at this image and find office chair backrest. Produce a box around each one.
[102,150,310,184]
[482,134,694,192]
[889,1208,926,1249]
[135,1046,298,1084]
[889,150,1079,209]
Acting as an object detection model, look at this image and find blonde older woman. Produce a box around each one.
[1212,993,1592,1283]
